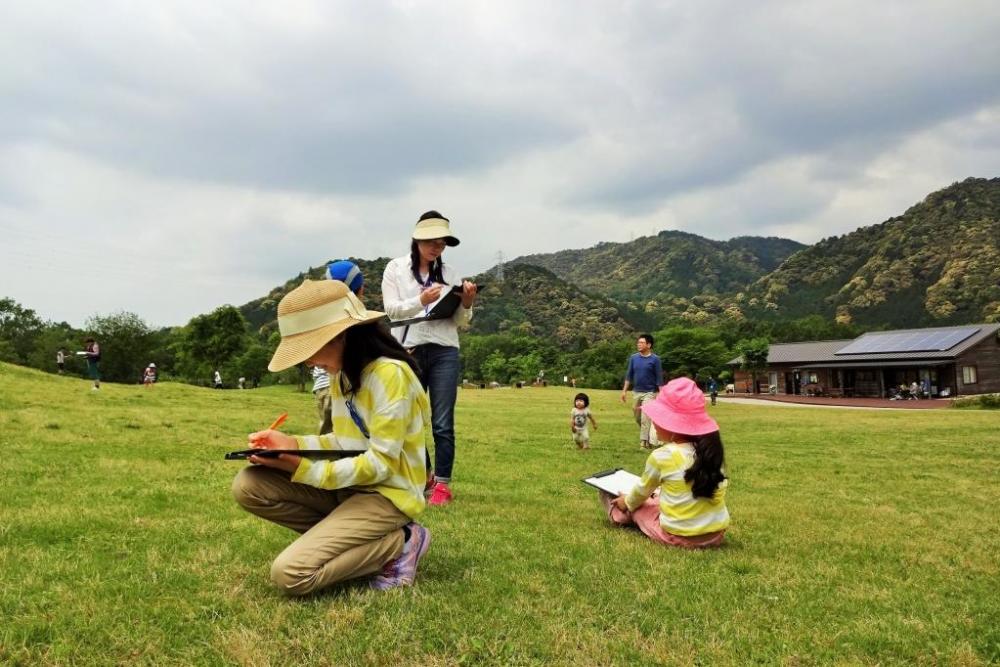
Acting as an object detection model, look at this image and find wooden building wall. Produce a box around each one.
[956,334,1000,395]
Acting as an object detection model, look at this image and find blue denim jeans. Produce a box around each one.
[410,344,459,482]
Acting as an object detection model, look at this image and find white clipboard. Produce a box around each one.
[582,468,641,496]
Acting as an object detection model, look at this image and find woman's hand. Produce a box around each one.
[248,429,297,450]
[247,429,302,473]
[461,280,478,308]
[613,495,629,512]
[419,284,444,306]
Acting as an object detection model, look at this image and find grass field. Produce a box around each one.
[1,361,998,666]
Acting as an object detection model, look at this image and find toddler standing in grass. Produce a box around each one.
[570,392,597,449]
[601,377,729,549]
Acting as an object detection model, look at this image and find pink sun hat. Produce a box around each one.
[641,377,719,436]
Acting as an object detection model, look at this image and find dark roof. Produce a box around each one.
[831,323,1000,361]
[728,323,999,366]
[728,339,852,365]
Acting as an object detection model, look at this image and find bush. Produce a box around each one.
[952,394,1000,410]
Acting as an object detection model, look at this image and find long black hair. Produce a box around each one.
[682,430,727,498]
[409,210,447,285]
[339,320,421,395]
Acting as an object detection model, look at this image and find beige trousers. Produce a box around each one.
[633,391,659,445]
[232,466,408,595]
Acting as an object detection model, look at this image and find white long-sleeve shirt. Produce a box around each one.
[381,255,472,348]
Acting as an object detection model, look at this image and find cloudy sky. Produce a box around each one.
[2,1,999,328]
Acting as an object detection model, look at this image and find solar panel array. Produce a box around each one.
[835,327,981,355]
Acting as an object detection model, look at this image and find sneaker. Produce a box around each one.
[370,524,431,590]
[428,482,452,506]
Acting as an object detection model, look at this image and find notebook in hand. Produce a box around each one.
[388,285,463,328]
[582,468,641,496]
[225,449,366,460]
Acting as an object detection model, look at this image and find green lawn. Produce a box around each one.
[1,362,997,666]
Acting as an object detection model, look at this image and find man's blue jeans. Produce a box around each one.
[410,344,459,482]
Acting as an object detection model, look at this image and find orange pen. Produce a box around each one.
[266,412,288,431]
[249,412,288,449]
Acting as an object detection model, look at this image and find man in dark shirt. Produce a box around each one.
[620,333,664,449]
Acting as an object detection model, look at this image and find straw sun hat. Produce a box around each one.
[267,279,385,372]
[412,215,460,246]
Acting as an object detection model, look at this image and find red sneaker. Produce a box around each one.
[428,482,453,506]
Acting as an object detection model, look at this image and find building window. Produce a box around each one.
[807,372,819,384]
[962,366,977,384]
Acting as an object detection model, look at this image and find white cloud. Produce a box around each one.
[1,1,999,326]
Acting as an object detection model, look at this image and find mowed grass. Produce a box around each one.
[0,362,997,666]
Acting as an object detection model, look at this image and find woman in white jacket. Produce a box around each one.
[381,211,477,505]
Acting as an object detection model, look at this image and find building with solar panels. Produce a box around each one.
[729,323,1000,398]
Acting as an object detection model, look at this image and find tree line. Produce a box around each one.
[2,296,861,391]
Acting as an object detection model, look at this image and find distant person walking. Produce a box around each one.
[708,378,718,406]
[56,348,65,374]
[381,210,478,506]
[143,363,157,387]
[83,338,101,390]
[214,370,223,389]
[620,333,664,449]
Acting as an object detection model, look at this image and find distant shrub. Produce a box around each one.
[953,394,1000,410]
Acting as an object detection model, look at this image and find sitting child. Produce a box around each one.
[570,392,598,449]
[600,377,729,549]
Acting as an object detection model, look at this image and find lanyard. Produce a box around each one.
[345,396,370,439]
[420,272,434,316]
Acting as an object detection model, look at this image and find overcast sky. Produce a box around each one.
[2,1,999,328]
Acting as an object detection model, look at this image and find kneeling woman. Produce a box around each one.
[232,279,432,594]
[602,377,729,548]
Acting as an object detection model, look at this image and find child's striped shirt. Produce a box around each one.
[625,442,730,536]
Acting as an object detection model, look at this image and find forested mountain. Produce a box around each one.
[238,259,636,350]
[6,177,996,388]
[466,264,637,347]
[514,232,805,324]
[740,177,1000,327]
[236,177,1000,340]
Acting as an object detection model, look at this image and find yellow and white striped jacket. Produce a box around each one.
[625,443,730,536]
[291,358,429,520]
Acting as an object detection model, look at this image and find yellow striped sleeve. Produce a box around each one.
[289,358,429,519]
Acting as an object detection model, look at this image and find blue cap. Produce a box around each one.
[326,260,364,294]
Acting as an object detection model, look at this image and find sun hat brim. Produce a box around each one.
[641,399,719,437]
[267,310,385,372]
[413,232,460,247]
[412,218,460,246]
